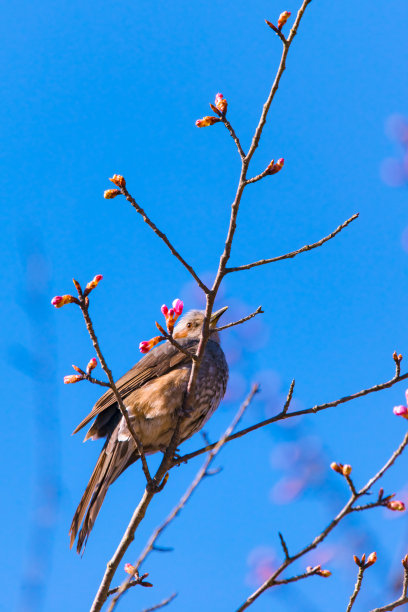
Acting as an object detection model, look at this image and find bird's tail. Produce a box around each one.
[69,440,138,554]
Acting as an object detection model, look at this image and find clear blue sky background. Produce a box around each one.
[2,1,408,611]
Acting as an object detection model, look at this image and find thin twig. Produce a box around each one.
[221,116,246,160]
[278,532,290,560]
[120,185,209,294]
[139,593,177,612]
[369,565,408,612]
[245,0,313,165]
[75,285,153,486]
[175,370,408,465]
[245,167,274,184]
[235,432,408,611]
[155,325,198,362]
[282,379,295,415]
[345,475,358,498]
[106,385,259,611]
[346,566,365,612]
[212,306,264,333]
[226,214,359,273]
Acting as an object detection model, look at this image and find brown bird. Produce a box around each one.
[69,307,229,553]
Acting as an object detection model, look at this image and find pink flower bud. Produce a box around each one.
[161,304,169,316]
[51,294,75,308]
[87,357,97,373]
[64,375,83,384]
[139,336,163,354]
[277,11,291,29]
[139,341,151,354]
[387,500,406,511]
[267,158,285,175]
[172,299,184,316]
[214,93,228,115]
[195,116,221,128]
[86,274,103,293]
[124,563,135,575]
[168,308,175,318]
[393,405,408,418]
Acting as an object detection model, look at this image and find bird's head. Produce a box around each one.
[173,306,228,342]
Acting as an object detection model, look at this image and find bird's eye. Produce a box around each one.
[187,322,192,328]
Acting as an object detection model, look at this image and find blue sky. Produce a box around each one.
[2,1,408,611]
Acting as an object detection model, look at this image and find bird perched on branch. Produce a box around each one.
[69,307,229,553]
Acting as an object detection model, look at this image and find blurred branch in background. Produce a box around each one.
[11,237,61,612]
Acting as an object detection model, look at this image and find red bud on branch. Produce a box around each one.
[87,357,97,374]
[139,336,163,354]
[51,295,76,308]
[195,116,221,128]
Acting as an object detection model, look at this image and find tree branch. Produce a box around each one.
[139,593,177,612]
[369,564,408,612]
[74,283,153,486]
[245,0,313,164]
[235,432,408,611]
[175,368,408,465]
[119,185,209,294]
[211,306,264,333]
[346,566,365,612]
[221,116,246,160]
[226,213,359,273]
[106,385,259,611]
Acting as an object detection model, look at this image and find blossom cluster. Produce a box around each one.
[139,298,184,353]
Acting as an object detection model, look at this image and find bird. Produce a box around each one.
[69,307,229,553]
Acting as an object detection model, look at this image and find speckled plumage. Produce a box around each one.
[69,310,229,553]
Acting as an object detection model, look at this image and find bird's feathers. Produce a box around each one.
[72,338,198,436]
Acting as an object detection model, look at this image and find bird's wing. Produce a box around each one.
[72,339,197,435]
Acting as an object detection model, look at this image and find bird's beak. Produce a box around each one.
[210,306,228,328]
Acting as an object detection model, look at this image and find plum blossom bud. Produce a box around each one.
[139,336,162,354]
[87,357,97,374]
[104,189,121,199]
[393,405,408,418]
[195,116,221,128]
[278,11,291,29]
[86,274,103,293]
[267,158,285,175]
[387,500,406,512]
[317,569,332,578]
[161,304,169,317]
[109,174,126,189]
[330,462,343,474]
[51,295,75,308]
[124,563,135,575]
[366,552,377,567]
[64,374,83,384]
[402,554,408,569]
[172,299,184,316]
[215,93,228,115]
[342,464,352,476]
